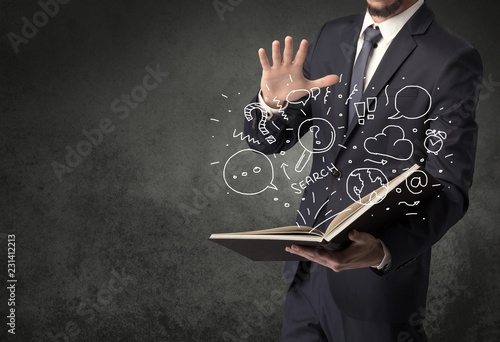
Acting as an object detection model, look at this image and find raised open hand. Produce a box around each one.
[259,36,339,109]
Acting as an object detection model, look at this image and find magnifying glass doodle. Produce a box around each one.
[295,118,336,172]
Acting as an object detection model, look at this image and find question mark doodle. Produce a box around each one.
[295,118,336,172]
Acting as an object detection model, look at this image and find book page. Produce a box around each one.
[324,164,420,239]
[228,226,324,237]
[209,233,324,242]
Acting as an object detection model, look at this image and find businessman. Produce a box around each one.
[243,0,482,341]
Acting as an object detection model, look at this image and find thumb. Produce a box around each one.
[348,229,365,243]
[309,74,340,89]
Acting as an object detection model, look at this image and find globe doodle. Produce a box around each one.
[346,168,389,205]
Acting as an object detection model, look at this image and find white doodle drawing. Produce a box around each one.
[364,158,388,165]
[364,125,414,161]
[223,149,278,196]
[296,209,307,225]
[310,87,321,101]
[354,101,366,125]
[345,84,359,105]
[244,102,267,122]
[280,163,290,180]
[324,86,331,104]
[424,116,439,124]
[388,85,432,120]
[270,96,288,121]
[295,118,336,172]
[232,129,261,145]
[265,135,277,144]
[424,129,447,155]
[366,96,377,120]
[384,84,389,106]
[286,89,311,106]
[398,200,420,207]
[405,169,428,195]
[346,168,389,205]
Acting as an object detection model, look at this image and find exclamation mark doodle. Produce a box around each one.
[354,102,366,125]
[366,97,377,120]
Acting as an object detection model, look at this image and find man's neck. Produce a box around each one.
[370,0,418,23]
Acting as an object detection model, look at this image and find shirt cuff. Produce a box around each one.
[372,239,391,271]
[257,90,288,120]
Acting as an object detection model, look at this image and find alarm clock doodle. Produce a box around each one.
[424,129,447,155]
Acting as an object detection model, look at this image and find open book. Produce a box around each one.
[209,164,442,261]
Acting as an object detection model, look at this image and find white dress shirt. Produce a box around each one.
[358,0,424,90]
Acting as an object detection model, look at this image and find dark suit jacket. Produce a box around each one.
[244,3,482,322]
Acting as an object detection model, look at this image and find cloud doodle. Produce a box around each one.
[364,125,414,161]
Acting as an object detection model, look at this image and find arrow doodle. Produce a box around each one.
[280,163,290,180]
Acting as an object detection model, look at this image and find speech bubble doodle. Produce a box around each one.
[286,89,311,106]
[346,168,389,205]
[295,118,336,172]
[223,149,278,196]
[364,125,414,161]
[388,85,432,120]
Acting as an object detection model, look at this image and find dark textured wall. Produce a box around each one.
[1,0,499,341]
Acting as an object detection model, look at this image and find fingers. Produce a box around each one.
[286,245,334,267]
[293,39,309,65]
[272,40,281,67]
[309,74,340,89]
[283,36,293,64]
[263,37,307,68]
[258,48,271,71]
[348,229,373,244]
[348,229,361,241]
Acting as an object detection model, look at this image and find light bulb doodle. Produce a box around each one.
[310,87,321,101]
[295,118,336,172]
[223,149,278,196]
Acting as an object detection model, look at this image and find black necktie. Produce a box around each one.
[348,26,382,126]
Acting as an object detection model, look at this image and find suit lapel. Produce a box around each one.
[327,16,363,162]
[342,3,434,141]
[335,18,362,129]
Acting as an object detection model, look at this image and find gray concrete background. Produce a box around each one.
[1,0,499,341]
